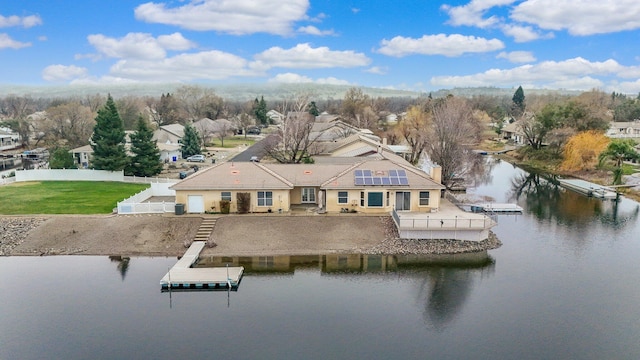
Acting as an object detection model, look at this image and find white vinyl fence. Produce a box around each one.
[117,182,177,214]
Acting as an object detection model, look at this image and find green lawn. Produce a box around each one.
[0,181,149,214]
[207,136,257,148]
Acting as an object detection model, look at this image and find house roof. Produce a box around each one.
[170,161,294,191]
[322,159,444,190]
[160,124,185,137]
[172,154,442,192]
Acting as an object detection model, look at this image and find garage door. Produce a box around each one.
[187,195,204,213]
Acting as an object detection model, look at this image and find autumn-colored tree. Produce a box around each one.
[560,131,609,171]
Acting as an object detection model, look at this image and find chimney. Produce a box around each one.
[382,137,387,145]
[430,165,442,184]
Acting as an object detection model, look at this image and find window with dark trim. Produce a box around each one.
[419,191,430,206]
[257,191,273,206]
[338,191,348,204]
[360,191,365,206]
[221,191,232,201]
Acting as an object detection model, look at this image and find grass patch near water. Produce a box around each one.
[0,181,149,214]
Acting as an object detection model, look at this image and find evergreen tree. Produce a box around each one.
[90,95,129,171]
[181,123,201,158]
[307,101,320,116]
[127,117,163,177]
[49,146,76,169]
[254,96,268,125]
[511,86,526,117]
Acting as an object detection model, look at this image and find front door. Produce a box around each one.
[395,192,411,211]
[301,188,316,203]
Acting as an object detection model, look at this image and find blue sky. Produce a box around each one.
[2,0,640,93]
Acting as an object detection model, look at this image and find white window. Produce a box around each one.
[257,191,273,207]
[221,192,231,201]
[338,191,348,204]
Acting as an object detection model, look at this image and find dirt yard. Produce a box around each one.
[2,214,387,257]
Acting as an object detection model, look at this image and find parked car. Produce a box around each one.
[250,156,260,162]
[247,127,261,135]
[185,154,205,162]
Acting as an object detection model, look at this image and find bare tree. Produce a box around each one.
[215,121,233,147]
[426,96,483,189]
[263,112,321,163]
[396,104,431,165]
[233,113,256,139]
[174,85,225,122]
[45,102,95,147]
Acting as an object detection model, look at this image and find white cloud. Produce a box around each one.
[297,26,335,36]
[0,14,42,28]
[512,0,640,35]
[0,33,31,49]
[42,65,88,82]
[430,57,631,90]
[615,79,640,94]
[269,72,350,85]
[87,32,195,60]
[253,43,370,69]
[365,66,387,75]
[500,24,553,42]
[108,50,261,82]
[269,73,312,83]
[377,34,504,57]
[441,0,516,28]
[134,0,310,35]
[496,51,536,63]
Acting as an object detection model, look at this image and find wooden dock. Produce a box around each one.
[558,179,618,199]
[160,241,244,291]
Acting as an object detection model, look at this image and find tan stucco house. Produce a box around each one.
[170,154,444,214]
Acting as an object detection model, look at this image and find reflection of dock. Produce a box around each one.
[558,179,618,199]
[160,241,244,291]
[469,203,523,213]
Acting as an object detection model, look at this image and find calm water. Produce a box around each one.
[2,158,640,360]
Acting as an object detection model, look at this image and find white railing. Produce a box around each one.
[392,208,495,230]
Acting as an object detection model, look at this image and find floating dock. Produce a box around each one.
[470,203,523,213]
[160,241,244,291]
[558,179,618,199]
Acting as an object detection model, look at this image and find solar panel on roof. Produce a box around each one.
[363,170,372,176]
[399,178,409,185]
[397,170,406,176]
[389,169,397,176]
[354,170,363,176]
[381,177,391,185]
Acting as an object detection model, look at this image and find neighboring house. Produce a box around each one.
[310,120,379,143]
[193,118,236,143]
[171,153,443,214]
[158,142,181,162]
[606,121,640,139]
[0,128,20,151]
[315,112,341,123]
[319,133,401,159]
[266,110,285,125]
[501,120,525,145]
[153,124,184,145]
[71,144,92,168]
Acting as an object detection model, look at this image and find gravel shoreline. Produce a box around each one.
[353,216,502,255]
[0,217,47,256]
[1,215,502,256]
